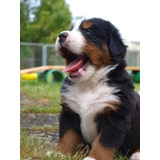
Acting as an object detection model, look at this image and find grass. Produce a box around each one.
[20,79,139,159]
[134,83,140,92]
[20,80,62,113]
[27,125,59,132]
[21,129,130,160]
[21,129,54,160]
[20,79,140,114]
[20,129,89,160]
[21,106,60,114]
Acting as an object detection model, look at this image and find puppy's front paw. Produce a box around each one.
[130,152,140,160]
[83,157,96,160]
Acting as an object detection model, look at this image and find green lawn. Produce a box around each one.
[20,80,62,113]
[20,129,130,160]
[20,79,139,160]
[134,83,140,92]
[20,79,140,114]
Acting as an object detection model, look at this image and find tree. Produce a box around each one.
[20,0,30,42]
[20,0,72,43]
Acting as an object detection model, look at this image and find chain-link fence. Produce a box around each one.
[125,41,140,66]
[20,42,64,69]
[20,42,140,69]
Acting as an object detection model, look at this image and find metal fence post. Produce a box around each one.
[20,41,140,69]
[42,45,47,66]
[136,51,140,66]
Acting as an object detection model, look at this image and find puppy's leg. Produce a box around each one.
[57,105,83,154]
[130,147,140,160]
[84,109,131,160]
[83,134,116,160]
[57,129,83,154]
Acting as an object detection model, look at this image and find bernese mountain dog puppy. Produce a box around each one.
[55,18,140,160]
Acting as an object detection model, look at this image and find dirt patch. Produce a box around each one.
[20,93,50,108]
[21,113,59,127]
[21,113,60,145]
[20,93,60,145]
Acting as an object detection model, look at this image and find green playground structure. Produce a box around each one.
[133,71,140,83]
[38,69,64,83]
[20,65,140,83]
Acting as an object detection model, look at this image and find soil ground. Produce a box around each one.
[20,93,59,146]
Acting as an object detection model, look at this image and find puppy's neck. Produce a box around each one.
[76,65,117,90]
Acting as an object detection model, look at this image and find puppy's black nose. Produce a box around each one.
[59,32,68,43]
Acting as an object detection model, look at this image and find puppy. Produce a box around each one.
[55,18,140,160]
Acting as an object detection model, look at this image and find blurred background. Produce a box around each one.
[20,0,140,159]
[20,0,140,70]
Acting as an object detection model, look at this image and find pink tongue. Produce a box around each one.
[63,56,86,72]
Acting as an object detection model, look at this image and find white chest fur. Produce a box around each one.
[61,67,119,144]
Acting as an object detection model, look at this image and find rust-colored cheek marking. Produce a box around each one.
[83,43,112,68]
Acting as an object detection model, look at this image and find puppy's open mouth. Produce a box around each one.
[60,47,89,78]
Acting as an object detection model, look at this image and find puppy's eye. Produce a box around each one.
[84,30,92,35]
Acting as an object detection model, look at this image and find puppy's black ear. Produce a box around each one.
[109,28,127,62]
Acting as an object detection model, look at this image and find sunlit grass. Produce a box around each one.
[20,129,89,160]
[20,80,61,113]
[21,106,61,113]
[20,129,129,160]
[134,83,140,92]
[20,80,135,159]
[20,79,140,114]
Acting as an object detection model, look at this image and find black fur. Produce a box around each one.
[58,18,140,157]
[80,18,127,64]
[59,104,82,138]
[95,64,140,156]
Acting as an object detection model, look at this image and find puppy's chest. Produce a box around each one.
[62,84,115,114]
[61,83,118,144]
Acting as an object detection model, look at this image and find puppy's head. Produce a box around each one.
[55,18,126,82]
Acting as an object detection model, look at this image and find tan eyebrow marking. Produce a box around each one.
[82,21,93,29]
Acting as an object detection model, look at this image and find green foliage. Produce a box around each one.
[20,0,30,41]
[20,0,72,43]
